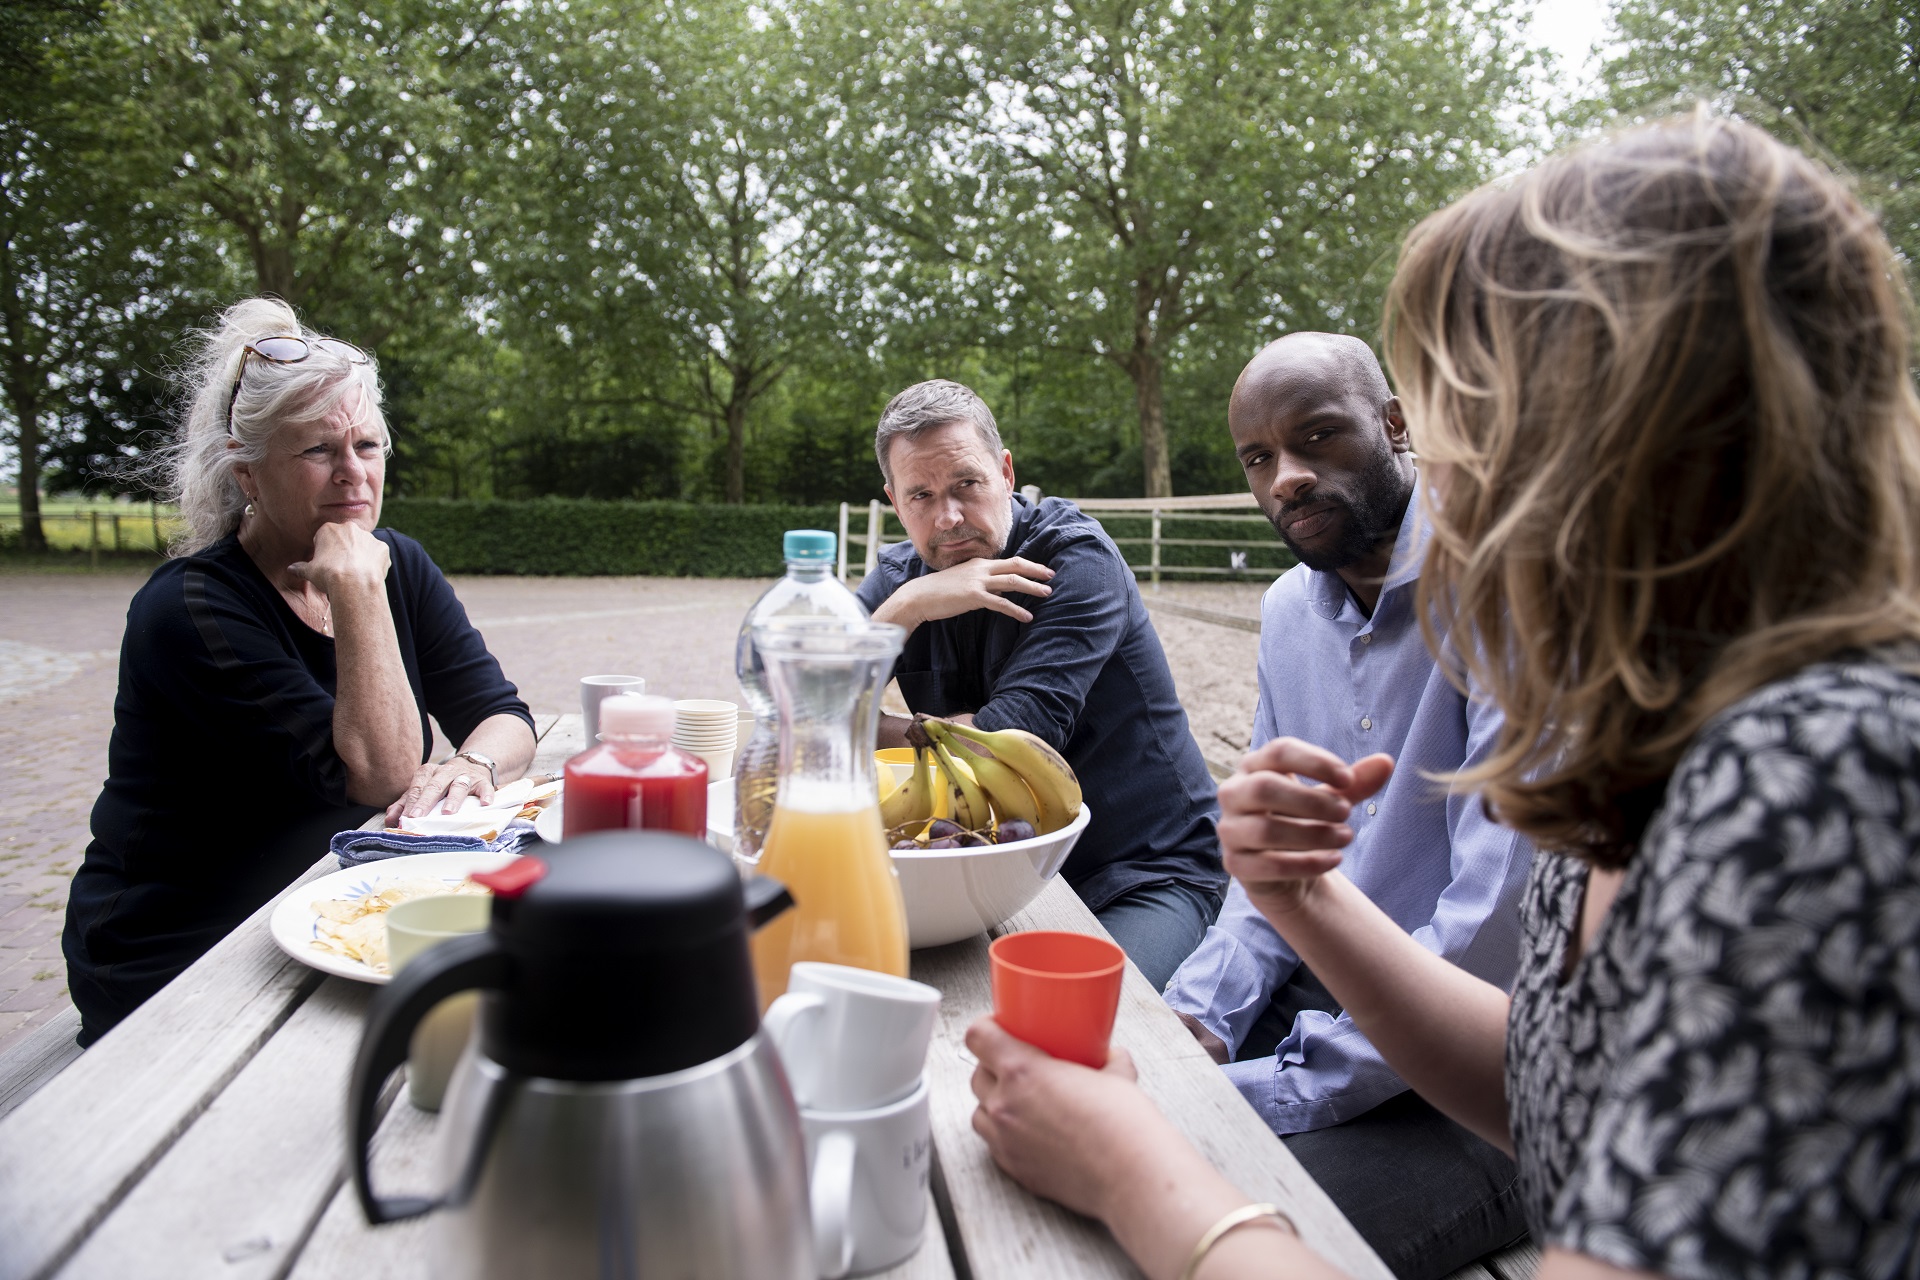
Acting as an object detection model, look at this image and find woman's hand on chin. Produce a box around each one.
[289,521,390,596]
[966,1016,1160,1222]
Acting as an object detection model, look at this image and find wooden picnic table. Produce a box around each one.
[0,714,1390,1280]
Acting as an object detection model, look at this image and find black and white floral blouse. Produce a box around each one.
[1506,656,1920,1279]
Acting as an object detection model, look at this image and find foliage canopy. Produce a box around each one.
[9,0,1910,543]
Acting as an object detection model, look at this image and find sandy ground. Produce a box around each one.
[0,569,1272,1060]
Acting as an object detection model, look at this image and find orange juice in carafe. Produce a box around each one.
[750,796,908,1006]
[745,616,908,1009]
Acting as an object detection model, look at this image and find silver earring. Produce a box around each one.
[244,502,255,516]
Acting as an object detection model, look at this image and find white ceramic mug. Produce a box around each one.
[386,894,492,1112]
[580,674,647,743]
[764,962,940,1111]
[802,1079,931,1279]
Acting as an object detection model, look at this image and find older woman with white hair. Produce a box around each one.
[63,297,535,1044]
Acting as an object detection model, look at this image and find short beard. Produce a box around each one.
[1271,451,1411,572]
[927,522,1003,567]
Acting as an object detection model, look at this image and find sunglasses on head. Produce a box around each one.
[225,335,371,436]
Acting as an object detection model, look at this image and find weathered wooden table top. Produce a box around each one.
[0,714,1388,1280]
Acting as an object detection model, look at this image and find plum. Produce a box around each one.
[994,819,1037,845]
[926,818,964,841]
[956,830,991,847]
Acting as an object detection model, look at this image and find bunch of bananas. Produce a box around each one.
[879,715,1083,849]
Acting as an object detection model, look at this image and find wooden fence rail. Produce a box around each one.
[837,492,1278,587]
[0,507,180,562]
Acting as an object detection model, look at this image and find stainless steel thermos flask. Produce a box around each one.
[346,831,814,1279]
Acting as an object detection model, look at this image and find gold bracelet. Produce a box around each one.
[1178,1202,1296,1280]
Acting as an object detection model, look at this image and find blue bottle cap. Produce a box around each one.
[783,530,836,561]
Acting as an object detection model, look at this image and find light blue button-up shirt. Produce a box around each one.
[1163,484,1533,1135]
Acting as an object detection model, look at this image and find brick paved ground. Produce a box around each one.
[0,569,1264,1061]
[0,573,138,1057]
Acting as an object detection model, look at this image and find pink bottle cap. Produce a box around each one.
[599,694,675,739]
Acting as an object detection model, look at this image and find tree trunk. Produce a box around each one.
[723,366,752,505]
[254,239,299,303]
[12,390,46,552]
[1129,346,1173,499]
[0,277,49,549]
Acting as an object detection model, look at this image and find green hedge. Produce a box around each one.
[382,497,842,576]
[379,497,1295,580]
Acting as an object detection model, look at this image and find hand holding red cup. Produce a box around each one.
[988,930,1126,1068]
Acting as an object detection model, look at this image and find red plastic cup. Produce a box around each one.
[988,931,1126,1068]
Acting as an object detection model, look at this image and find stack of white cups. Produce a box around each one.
[672,699,740,778]
[765,964,942,1279]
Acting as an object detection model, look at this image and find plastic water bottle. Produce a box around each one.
[733,530,869,857]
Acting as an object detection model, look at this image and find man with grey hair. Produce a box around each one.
[857,379,1226,991]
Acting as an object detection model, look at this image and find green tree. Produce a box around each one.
[483,0,866,504]
[1602,0,1920,272]
[839,0,1533,496]
[45,0,540,508]
[0,0,211,548]
[88,0,508,341]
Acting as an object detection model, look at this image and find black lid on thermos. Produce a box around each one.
[461,832,791,1080]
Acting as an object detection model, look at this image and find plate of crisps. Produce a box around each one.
[268,850,518,983]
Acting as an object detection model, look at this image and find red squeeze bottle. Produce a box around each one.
[562,694,709,839]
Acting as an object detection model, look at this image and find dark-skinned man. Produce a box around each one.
[858,379,1225,992]
[1163,334,1533,1279]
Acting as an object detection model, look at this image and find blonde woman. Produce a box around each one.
[966,112,1920,1280]
[64,298,534,1045]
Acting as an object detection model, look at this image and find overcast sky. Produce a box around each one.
[1523,0,1615,89]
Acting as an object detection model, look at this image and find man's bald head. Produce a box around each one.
[1228,332,1413,580]
[1231,332,1393,423]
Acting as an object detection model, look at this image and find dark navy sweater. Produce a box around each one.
[857,496,1223,910]
[64,530,531,1037]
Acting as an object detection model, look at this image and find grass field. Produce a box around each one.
[1,502,182,553]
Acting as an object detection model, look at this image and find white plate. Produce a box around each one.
[707,776,736,854]
[537,792,724,851]
[269,850,519,984]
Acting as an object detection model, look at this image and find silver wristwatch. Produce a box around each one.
[453,750,498,786]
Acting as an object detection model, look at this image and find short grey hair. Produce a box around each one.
[141,297,389,554]
[874,379,1003,486]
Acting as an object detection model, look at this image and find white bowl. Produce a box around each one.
[888,805,1089,946]
[706,777,1088,949]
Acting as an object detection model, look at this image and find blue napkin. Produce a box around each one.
[331,820,539,868]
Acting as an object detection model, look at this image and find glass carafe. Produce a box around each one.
[748,617,908,1008]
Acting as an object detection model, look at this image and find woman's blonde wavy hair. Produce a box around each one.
[1384,110,1920,867]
